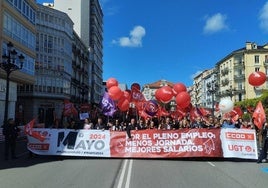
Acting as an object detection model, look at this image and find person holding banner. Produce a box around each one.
[93,117,107,130]
[221,117,235,129]
[83,118,93,130]
[191,117,205,129]
[162,117,174,130]
[126,118,138,139]
[149,120,157,130]
[137,119,147,130]
[257,122,268,163]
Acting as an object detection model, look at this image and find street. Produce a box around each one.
[0,140,268,188]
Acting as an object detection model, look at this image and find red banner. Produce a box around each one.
[26,128,257,159]
[110,129,223,158]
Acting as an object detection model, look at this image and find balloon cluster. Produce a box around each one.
[106,78,131,111]
[155,83,191,109]
[106,78,193,114]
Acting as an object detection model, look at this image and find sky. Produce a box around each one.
[38,0,268,88]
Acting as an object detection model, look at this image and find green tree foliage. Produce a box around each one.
[235,90,268,120]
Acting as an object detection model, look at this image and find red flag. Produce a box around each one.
[63,100,78,117]
[156,106,170,117]
[189,107,202,121]
[252,101,266,130]
[225,106,243,123]
[247,106,255,114]
[200,108,211,116]
[130,87,146,103]
[130,87,146,113]
[24,119,45,142]
[174,106,187,120]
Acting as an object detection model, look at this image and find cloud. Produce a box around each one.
[203,13,228,34]
[259,2,268,32]
[112,26,146,47]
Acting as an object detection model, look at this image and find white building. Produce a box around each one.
[54,0,104,105]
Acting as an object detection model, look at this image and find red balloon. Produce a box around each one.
[155,88,161,101]
[184,103,193,112]
[176,91,191,109]
[118,98,130,111]
[248,71,266,86]
[131,83,141,91]
[106,78,118,89]
[173,83,187,95]
[120,90,131,101]
[108,86,123,101]
[155,86,174,103]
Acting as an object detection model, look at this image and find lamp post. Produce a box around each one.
[1,41,24,127]
[207,80,218,118]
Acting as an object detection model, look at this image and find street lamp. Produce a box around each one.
[207,80,219,117]
[1,41,24,127]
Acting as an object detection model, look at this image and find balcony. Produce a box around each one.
[234,74,245,81]
[221,68,229,76]
[233,61,244,68]
[263,60,268,66]
[254,86,263,91]
[221,78,229,86]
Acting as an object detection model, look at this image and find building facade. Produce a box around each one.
[216,42,268,103]
[0,0,37,125]
[142,79,174,101]
[192,41,268,110]
[54,0,104,105]
[71,32,91,104]
[17,4,74,126]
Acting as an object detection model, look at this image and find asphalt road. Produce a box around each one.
[0,140,268,188]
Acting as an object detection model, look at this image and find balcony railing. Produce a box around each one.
[263,60,268,66]
[233,61,244,68]
[221,78,229,86]
[234,74,245,80]
[221,68,229,76]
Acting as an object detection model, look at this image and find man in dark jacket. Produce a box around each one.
[3,118,20,160]
[94,117,107,130]
[126,118,138,139]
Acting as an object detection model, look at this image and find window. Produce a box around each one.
[255,67,260,72]
[255,55,259,64]
[238,93,242,101]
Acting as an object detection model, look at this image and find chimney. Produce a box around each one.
[246,42,252,50]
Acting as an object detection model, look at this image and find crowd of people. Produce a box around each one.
[74,115,256,132]
[2,114,268,163]
[54,114,268,163]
